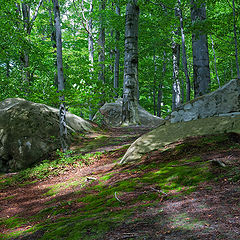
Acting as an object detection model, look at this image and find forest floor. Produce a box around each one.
[0,126,240,240]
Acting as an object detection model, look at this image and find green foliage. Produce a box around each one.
[0,0,239,117]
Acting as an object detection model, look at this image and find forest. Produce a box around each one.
[0,0,240,240]
[1,0,239,119]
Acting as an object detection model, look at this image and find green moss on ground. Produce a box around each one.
[1,133,239,239]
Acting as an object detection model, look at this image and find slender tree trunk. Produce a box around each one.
[191,0,211,97]
[20,0,43,84]
[48,0,58,87]
[21,3,31,83]
[157,51,166,117]
[88,0,94,120]
[172,30,181,111]
[114,4,120,97]
[98,0,105,84]
[52,0,68,152]
[88,0,94,71]
[153,52,157,116]
[232,0,240,79]
[181,77,185,104]
[177,0,190,101]
[6,59,10,78]
[210,35,220,87]
[122,0,140,125]
[157,83,163,117]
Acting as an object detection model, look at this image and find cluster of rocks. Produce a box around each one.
[1,79,239,170]
[171,79,240,123]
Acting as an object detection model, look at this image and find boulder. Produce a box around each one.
[120,115,240,164]
[171,79,240,123]
[93,98,164,127]
[0,98,97,172]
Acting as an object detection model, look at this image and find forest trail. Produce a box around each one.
[0,127,239,240]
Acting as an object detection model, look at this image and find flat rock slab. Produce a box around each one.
[120,115,240,164]
[171,79,240,123]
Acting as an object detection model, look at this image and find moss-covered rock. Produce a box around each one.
[0,98,97,172]
[120,115,240,164]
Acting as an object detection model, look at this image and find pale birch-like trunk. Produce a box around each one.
[21,3,31,82]
[210,35,220,87]
[172,30,181,111]
[122,0,140,125]
[177,0,191,101]
[232,0,240,79]
[157,51,166,118]
[52,0,68,152]
[191,0,211,97]
[114,4,120,97]
[88,0,94,70]
[98,0,105,84]
[88,0,94,120]
[48,0,58,87]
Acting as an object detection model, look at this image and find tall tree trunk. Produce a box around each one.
[210,35,220,87]
[122,0,140,125]
[191,0,211,97]
[88,0,94,120]
[48,0,58,87]
[98,0,105,84]
[177,0,191,101]
[20,0,43,83]
[21,3,31,83]
[172,30,181,111]
[114,3,120,97]
[153,52,157,116]
[52,0,68,152]
[157,51,166,118]
[88,0,94,71]
[157,83,163,117]
[6,59,10,78]
[232,0,240,79]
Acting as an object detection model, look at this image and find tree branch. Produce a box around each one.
[72,0,91,35]
[28,0,44,34]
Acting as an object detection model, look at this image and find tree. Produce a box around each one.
[191,0,211,97]
[16,0,44,83]
[52,0,68,152]
[172,28,181,111]
[177,0,191,101]
[98,0,106,85]
[114,2,121,97]
[232,0,240,79]
[122,0,140,125]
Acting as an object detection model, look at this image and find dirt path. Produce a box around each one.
[0,128,239,240]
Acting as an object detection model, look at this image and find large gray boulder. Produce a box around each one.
[0,98,97,172]
[120,115,240,164]
[93,98,164,127]
[171,79,240,123]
